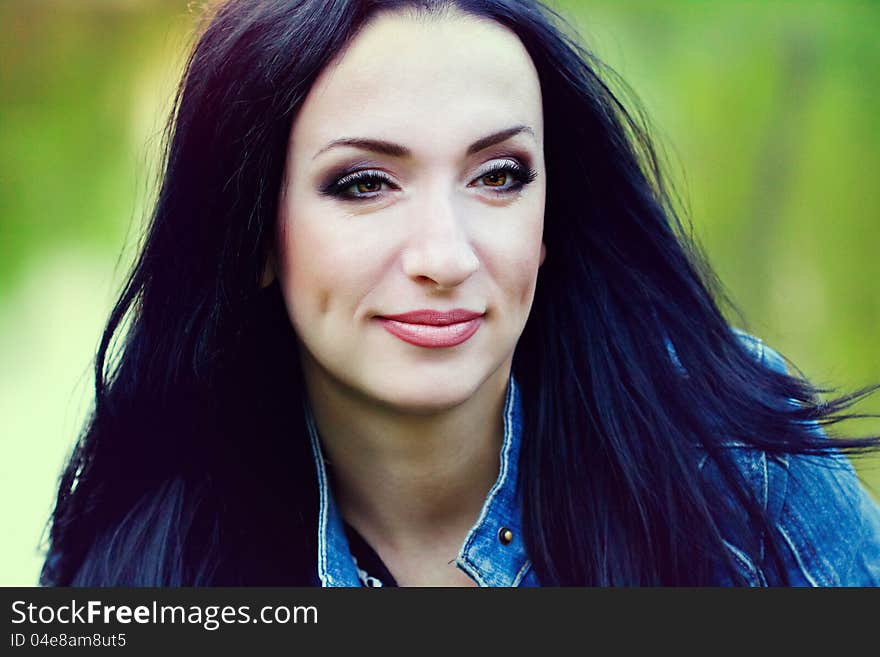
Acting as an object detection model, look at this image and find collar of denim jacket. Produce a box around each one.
[305,405,361,587]
[304,375,531,587]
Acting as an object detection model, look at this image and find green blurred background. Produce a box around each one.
[1,0,878,585]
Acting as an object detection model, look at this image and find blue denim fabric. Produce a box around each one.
[306,335,880,586]
[708,334,880,586]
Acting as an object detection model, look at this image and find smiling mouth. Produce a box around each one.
[376,309,484,348]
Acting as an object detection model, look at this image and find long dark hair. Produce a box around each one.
[42,0,879,586]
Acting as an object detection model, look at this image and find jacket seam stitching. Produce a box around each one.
[777,523,821,586]
[760,451,768,563]
[722,539,761,585]
[306,409,331,587]
[456,558,488,587]
[456,380,519,588]
[512,559,532,587]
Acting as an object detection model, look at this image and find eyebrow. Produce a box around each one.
[312,125,535,160]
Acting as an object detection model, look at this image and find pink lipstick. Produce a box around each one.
[376,309,484,348]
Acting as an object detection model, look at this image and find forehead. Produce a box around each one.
[290,10,544,157]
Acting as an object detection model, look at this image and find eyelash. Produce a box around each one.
[320,160,538,201]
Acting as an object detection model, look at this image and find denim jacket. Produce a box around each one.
[306,335,880,587]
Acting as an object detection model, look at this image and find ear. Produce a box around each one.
[260,252,276,288]
[539,242,547,267]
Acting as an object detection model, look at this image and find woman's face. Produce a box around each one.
[275,10,546,412]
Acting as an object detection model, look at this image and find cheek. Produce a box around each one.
[276,198,395,321]
[513,245,543,307]
[476,210,544,308]
[276,201,340,324]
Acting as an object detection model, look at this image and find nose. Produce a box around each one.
[400,192,480,290]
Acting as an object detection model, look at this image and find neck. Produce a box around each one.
[302,355,512,559]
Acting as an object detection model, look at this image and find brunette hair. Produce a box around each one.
[41,0,879,586]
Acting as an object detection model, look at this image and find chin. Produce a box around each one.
[362,375,485,416]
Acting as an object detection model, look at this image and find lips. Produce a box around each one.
[376,309,484,348]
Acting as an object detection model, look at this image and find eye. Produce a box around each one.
[321,169,398,200]
[469,159,538,195]
[482,171,509,187]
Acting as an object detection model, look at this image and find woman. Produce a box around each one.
[41,0,880,586]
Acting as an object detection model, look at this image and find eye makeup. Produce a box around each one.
[319,168,398,200]
[318,156,538,202]
[469,158,538,196]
